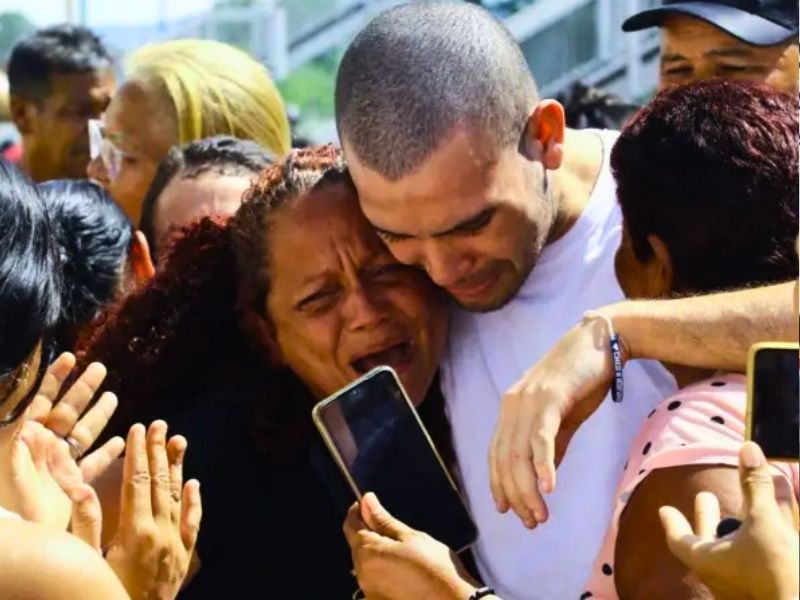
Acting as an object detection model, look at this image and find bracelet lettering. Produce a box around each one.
[469,587,497,600]
[585,312,624,403]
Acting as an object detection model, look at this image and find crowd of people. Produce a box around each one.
[0,0,797,599]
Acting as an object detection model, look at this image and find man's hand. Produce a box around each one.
[343,493,481,600]
[488,315,618,527]
[103,421,202,600]
[659,442,799,600]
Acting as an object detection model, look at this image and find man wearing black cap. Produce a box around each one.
[624,0,798,93]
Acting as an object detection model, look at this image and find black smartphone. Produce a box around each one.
[746,343,799,462]
[312,366,477,553]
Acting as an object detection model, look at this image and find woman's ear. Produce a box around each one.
[9,97,34,136]
[129,231,156,282]
[647,234,675,294]
[519,100,566,171]
[238,300,284,366]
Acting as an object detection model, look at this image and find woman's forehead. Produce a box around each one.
[267,185,387,278]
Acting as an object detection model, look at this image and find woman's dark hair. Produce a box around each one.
[612,79,799,292]
[139,135,273,257]
[40,180,134,350]
[0,159,62,424]
[81,146,354,457]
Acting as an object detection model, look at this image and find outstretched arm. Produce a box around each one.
[490,282,796,526]
[610,282,796,370]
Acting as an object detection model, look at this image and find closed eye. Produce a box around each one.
[662,66,692,77]
[449,207,496,236]
[376,230,409,244]
[716,64,764,75]
[297,287,338,312]
[368,263,411,280]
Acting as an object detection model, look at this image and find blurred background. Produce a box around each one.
[0,0,661,144]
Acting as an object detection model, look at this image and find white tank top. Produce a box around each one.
[441,130,677,600]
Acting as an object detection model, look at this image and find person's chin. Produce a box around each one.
[450,272,519,313]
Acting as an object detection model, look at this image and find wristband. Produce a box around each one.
[469,588,496,600]
[584,311,624,403]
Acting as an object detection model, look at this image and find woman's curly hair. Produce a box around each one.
[80,144,455,466]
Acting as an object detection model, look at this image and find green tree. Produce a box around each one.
[0,12,35,63]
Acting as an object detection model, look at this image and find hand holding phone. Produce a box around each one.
[313,367,477,553]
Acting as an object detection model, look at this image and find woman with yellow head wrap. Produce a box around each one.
[88,39,290,223]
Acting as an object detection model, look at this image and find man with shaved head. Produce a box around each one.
[337,3,675,598]
[336,2,797,599]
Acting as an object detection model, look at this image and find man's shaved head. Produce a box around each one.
[336,1,538,180]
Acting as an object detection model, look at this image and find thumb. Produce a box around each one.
[360,493,411,540]
[739,442,779,519]
[69,483,103,552]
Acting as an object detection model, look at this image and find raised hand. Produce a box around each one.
[659,442,799,600]
[103,421,202,600]
[0,353,124,527]
[28,352,124,479]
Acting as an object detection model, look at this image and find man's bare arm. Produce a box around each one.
[608,282,797,371]
[490,282,797,525]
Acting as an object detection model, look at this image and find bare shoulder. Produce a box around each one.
[563,127,607,196]
[614,465,741,600]
[0,519,128,599]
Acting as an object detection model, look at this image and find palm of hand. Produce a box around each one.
[694,519,799,600]
[2,422,73,528]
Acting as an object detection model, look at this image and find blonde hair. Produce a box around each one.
[127,39,291,157]
[0,70,10,122]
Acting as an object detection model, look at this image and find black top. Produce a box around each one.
[169,387,358,600]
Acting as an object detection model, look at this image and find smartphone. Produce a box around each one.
[312,366,477,553]
[746,342,799,462]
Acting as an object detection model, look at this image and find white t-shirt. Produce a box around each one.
[441,130,677,600]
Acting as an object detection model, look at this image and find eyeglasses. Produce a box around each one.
[88,119,125,181]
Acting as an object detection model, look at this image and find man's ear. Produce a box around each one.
[10,96,35,136]
[519,99,566,171]
[129,231,156,282]
[647,234,674,293]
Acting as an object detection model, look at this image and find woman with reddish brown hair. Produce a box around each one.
[82,145,454,599]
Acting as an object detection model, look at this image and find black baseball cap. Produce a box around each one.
[622,0,799,46]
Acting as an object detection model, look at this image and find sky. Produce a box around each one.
[0,0,216,27]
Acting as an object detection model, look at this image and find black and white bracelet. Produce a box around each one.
[469,587,497,600]
[584,311,625,403]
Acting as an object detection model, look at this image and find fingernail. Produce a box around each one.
[742,442,764,469]
[363,492,381,511]
[524,518,534,528]
[534,512,544,522]
[540,479,552,494]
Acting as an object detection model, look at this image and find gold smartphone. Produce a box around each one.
[745,342,799,462]
[312,366,477,553]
